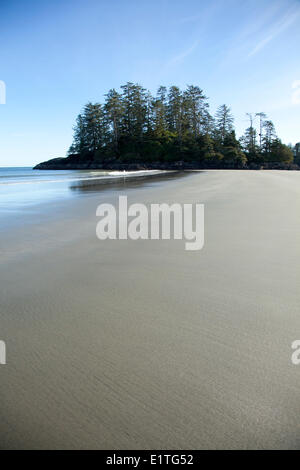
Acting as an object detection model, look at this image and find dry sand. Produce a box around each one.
[0,170,300,449]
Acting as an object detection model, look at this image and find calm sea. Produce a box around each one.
[0,167,113,212]
[0,167,163,228]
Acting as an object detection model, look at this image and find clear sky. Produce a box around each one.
[0,0,299,166]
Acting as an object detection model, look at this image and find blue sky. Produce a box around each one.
[0,0,299,166]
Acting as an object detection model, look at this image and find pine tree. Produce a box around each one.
[183,85,208,137]
[83,102,108,153]
[152,86,168,137]
[262,120,276,155]
[215,105,234,143]
[240,126,258,153]
[104,89,123,152]
[67,83,291,168]
[68,114,88,155]
[167,86,183,143]
[120,82,147,140]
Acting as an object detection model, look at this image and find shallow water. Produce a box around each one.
[0,167,166,208]
[0,167,171,230]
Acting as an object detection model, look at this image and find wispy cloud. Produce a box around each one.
[163,1,224,71]
[248,5,300,58]
[171,0,225,26]
[218,0,300,70]
[292,80,300,105]
[165,39,200,69]
[236,0,284,42]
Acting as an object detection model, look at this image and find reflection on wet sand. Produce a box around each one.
[69,170,191,193]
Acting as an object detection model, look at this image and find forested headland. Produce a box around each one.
[35,82,297,170]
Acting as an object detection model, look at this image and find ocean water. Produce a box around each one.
[0,167,101,215]
[0,166,165,232]
[0,167,163,209]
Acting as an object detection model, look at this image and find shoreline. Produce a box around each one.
[34,159,300,171]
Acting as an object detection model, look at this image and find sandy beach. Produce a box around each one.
[0,169,300,449]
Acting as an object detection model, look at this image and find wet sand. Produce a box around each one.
[0,170,300,449]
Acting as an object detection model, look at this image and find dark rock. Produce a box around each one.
[33,156,300,171]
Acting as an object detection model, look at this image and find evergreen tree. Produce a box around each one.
[83,102,108,153]
[104,89,123,152]
[67,82,293,168]
[269,140,293,163]
[152,86,168,137]
[262,120,276,155]
[68,114,88,155]
[121,82,147,140]
[167,86,183,137]
[215,105,234,143]
[183,85,208,137]
[240,126,258,155]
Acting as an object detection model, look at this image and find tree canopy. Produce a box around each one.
[68,82,294,168]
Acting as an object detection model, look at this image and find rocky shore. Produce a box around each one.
[34,155,299,171]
